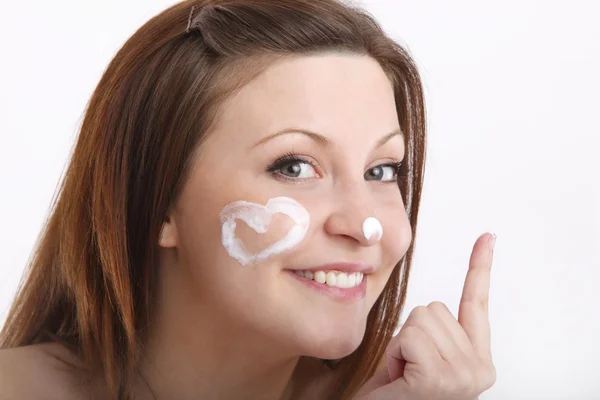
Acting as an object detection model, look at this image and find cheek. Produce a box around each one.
[367,210,411,302]
[218,197,311,266]
[381,208,413,265]
[174,205,223,270]
[228,213,298,254]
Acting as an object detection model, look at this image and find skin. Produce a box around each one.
[141,53,411,399]
[0,53,496,399]
[356,233,497,399]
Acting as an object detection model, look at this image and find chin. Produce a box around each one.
[298,323,367,360]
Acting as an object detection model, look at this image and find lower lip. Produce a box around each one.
[285,270,367,301]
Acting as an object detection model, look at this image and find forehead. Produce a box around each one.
[213,53,400,145]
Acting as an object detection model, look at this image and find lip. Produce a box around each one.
[285,269,367,301]
[284,262,373,302]
[287,262,375,274]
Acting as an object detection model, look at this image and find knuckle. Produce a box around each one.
[461,295,489,311]
[478,361,497,390]
[418,358,496,398]
[427,300,450,314]
[477,298,489,310]
[408,305,429,322]
[396,325,420,345]
[453,362,476,393]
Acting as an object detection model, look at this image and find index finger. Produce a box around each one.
[458,232,496,359]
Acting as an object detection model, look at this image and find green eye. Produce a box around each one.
[267,153,318,180]
[364,164,397,181]
[278,161,315,178]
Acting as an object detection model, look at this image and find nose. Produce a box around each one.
[323,191,383,247]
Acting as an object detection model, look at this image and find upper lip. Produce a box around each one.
[290,262,375,274]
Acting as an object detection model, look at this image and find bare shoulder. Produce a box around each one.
[0,342,91,400]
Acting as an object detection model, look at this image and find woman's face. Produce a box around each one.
[160,53,412,360]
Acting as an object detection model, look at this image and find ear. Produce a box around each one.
[159,215,178,248]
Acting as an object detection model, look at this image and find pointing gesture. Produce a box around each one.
[356,233,497,400]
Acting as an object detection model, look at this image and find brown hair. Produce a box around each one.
[0,0,426,398]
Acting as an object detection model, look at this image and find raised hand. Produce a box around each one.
[355,233,497,400]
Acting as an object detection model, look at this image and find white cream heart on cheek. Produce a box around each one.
[219,197,311,266]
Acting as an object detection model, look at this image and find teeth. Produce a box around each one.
[293,270,364,289]
[348,274,356,287]
[336,273,347,287]
[314,271,326,284]
[326,271,336,286]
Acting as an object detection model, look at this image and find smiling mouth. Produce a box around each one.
[285,269,368,301]
[291,269,364,289]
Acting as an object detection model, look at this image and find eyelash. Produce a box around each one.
[266,151,408,182]
[266,152,318,181]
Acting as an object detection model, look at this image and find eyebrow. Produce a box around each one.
[252,127,403,149]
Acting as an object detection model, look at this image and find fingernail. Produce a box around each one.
[489,232,497,251]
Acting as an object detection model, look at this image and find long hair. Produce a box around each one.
[0,0,426,398]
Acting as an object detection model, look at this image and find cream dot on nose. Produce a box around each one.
[362,217,383,242]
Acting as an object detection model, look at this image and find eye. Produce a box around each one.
[278,161,316,179]
[364,163,402,182]
[267,153,318,180]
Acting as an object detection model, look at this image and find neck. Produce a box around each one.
[136,255,300,400]
[138,330,298,399]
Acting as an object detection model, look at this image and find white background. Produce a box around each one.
[1,1,599,399]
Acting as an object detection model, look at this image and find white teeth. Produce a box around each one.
[326,271,337,286]
[314,271,327,284]
[347,274,356,287]
[293,270,364,289]
[336,273,348,288]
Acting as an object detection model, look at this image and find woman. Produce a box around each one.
[0,0,496,399]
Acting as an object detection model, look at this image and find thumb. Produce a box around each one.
[355,327,406,396]
[386,349,407,382]
[385,324,407,381]
[354,329,412,399]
